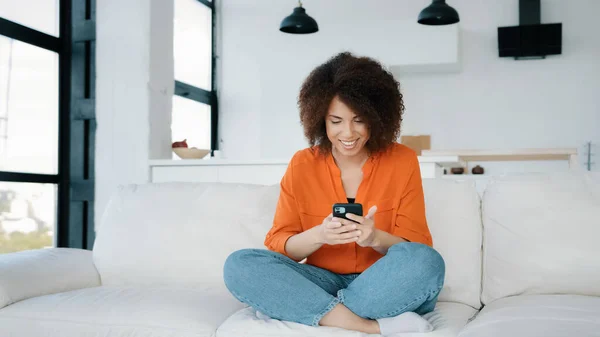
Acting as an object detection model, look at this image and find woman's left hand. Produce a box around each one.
[344,206,378,247]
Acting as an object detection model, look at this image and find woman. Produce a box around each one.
[223,52,445,335]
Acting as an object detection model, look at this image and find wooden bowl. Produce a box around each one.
[172,147,210,159]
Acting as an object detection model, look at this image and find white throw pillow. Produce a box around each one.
[481,172,600,304]
[423,179,483,309]
[93,182,280,287]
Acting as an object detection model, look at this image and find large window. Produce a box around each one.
[0,36,59,175]
[0,0,96,253]
[172,0,217,157]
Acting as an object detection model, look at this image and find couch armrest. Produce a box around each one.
[0,248,101,309]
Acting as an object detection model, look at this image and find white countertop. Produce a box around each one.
[149,158,291,166]
[149,155,462,167]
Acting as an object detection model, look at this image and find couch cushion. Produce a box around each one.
[0,285,244,337]
[0,248,100,309]
[481,172,600,304]
[93,182,280,287]
[217,302,478,337]
[458,294,600,337]
[422,179,483,309]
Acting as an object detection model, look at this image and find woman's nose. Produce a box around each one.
[342,122,355,135]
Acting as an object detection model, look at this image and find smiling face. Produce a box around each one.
[325,96,370,159]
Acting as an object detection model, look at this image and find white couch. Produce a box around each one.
[1,172,600,337]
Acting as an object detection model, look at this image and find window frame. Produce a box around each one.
[173,0,219,154]
[0,0,96,250]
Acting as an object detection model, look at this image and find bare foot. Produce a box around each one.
[319,303,380,334]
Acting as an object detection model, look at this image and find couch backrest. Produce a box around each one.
[93,178,484,309]
[481,172,600,304]
[423,179,483,309]
[93,182,280,287]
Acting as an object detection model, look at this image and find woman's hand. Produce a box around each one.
[344,206,378,247]
[316,213,362,245]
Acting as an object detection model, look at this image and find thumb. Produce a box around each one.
[366,206,377,219]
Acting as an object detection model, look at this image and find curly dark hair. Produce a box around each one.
[298,52,404,155]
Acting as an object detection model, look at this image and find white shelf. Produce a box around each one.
[421,148,578,162]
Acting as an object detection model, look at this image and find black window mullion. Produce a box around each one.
[174,80,213,104]
[65,0,96,250]
[0,171,59,184]
[197,0,213,9]
[86,0,97,250]
[210,0,218,152]
[0,17,60,52]
[210,96,219,152]
[56,0,73,248]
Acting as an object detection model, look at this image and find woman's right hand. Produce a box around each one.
[316,213,362,245]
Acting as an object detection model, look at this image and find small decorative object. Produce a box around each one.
[280,1,319,34]
[450,167,465,174]
[472,165,485,175]
[172,139,188,148]
[418,0,460,26]
[401,135,431,156]
[172,139,210,159]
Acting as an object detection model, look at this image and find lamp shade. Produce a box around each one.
[280,6,319,34]
[418,0,460,25]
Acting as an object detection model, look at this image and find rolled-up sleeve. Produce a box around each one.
[393,155,433,247]
[264,154,303,258]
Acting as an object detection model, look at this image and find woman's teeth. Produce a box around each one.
[340,139,357,148]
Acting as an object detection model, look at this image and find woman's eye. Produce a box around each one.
[331,120,341,124]
[354,119,363,123]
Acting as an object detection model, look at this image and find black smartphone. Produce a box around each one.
[333,203,363,222]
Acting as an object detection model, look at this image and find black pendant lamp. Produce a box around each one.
[280,1,319,34]
[418,0,460,25]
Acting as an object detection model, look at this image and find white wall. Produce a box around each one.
[96,0,173,228]
[95,0,600,225]
[219,0,600,170]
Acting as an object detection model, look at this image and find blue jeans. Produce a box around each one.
[223,242,445,327]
